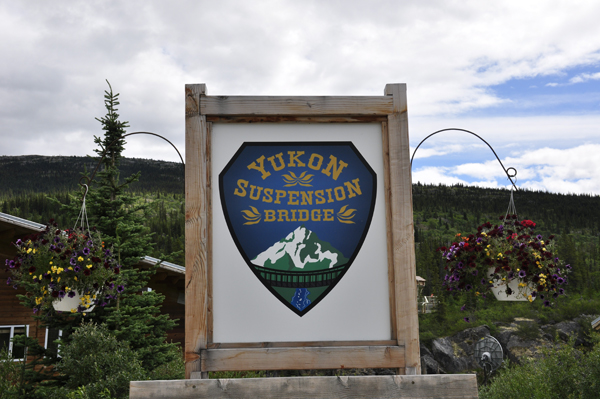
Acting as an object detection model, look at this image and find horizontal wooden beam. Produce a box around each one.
[202,346,404,372]
[201,96,394,116]
[208,339,397,349]
[130,374,479,399]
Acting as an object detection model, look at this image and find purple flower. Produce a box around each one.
[82,247,90,256]
[543,300,550,307]
[457,262,464,269]
[537,235,543,240]
[58,291,66,298]
[531,291,537,298]
[518,270,527,278]
[117,285,125,293]
[444,275,449,281]
[15,239,22,246]
[481,278,487,285]
[559,288,565,295]
[68,291,76,298]
[557,277,565,285]
[472,270,478,276]
[465,284,472,291]
[87,240,93,247]
[101,302,108,307]
[464,317,470,323]
[566,264,572,270]
[6,277,12,285]
[74,266,81,273]
[508,271,515,280]
[552,292,559,299]
[70,257,77,266]
[53,236,60,243]
[8,260,15,268]
[461,305,466,311]
[476,237,483,244]
[108,283,115,290]
[50,245,56,251]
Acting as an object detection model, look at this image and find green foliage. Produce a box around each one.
[0,344,21,399]
[147,346,185,381]
[56,322,146,399]
[479,336,600,399]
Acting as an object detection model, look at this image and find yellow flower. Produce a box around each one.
[27,248,32,254]
[57,277,61,283]
[74,277,78,281]
[71,308,77,313]
[49,261,53,265]
[527,295,533,302]
[77,256,84,262]
[86,264,92,269]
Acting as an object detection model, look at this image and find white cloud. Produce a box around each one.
[2,1,600,176]
[569,72,600,84]
[412,144,600,195]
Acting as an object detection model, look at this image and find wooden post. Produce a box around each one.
[185,83,210,379]
[384,83,420,374]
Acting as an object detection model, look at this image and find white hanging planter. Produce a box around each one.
[52,291,96,313]
[488,267,535,301]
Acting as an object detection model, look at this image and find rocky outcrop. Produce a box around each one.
[421,315,598,374]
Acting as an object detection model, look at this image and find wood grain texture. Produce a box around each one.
[201,346,405,372]
[206,115,387,123]
[384,84,420,375]
[185,83,210,379]
[207,339,397,349]
[381,121,397,347]
[130,374,479,399]
[201,96,394,116]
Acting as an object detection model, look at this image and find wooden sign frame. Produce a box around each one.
[184,83,420,379]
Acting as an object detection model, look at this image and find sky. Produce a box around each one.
[2,1,600,195]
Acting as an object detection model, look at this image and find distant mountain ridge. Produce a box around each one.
[252,226,348,272]
[0,155,184,194]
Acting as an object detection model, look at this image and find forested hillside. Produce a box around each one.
[2,155,600,296]
[0,155,184,194]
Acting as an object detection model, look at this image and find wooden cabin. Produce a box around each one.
[0,212,185,360]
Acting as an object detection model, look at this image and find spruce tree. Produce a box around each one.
[84,81,178,371]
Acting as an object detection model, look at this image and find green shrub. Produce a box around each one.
[56,322,146,399]
[479,336,600,399]
[147,346,185,380]
[0,345,21,399]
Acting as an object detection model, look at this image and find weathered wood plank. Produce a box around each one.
[208,339,397,349]
[185,83,210,379]
[201,96,394,116]
[206,115,387,123]
[130,374,479,399]
[202,346,404,372]
[384,84,420,375]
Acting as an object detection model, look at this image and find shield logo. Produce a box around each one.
[219,142,377,316]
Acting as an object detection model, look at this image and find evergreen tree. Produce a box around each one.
[83,81,177,371]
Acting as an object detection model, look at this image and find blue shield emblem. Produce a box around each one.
[219,142,376,316]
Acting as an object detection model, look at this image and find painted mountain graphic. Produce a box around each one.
[251,226,348,272]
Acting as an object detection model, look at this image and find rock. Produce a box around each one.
[421,354,446,374]
[555,320,581,342]
[430,325,491,373]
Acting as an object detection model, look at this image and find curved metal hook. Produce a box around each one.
[410,128,518,191]
[79,131,184,196]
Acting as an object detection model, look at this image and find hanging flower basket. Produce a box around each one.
[439,215,571,304]
[52,290,97,312]
[488,267,534,301]
[5,220,124,316]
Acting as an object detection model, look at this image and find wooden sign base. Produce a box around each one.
[130,374,478,398]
